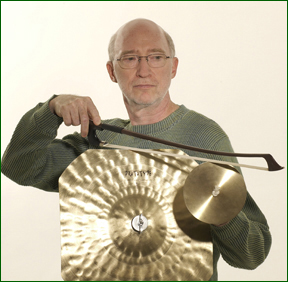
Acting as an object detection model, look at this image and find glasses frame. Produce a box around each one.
[116,54,171,69]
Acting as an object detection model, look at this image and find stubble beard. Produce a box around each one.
[123,90,168,110]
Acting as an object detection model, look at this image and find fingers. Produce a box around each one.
[87,99,101,125]
[79,107,90,138]
[52,95,101,137]
[69,106,80,126]
[80,97,101,137]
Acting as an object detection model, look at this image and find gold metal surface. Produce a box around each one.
[183,162,247,225]
[59,149,213,281]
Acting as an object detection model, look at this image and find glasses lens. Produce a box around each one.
[120,56,138,68]
[148,54,166,68]
[118,54,168,68]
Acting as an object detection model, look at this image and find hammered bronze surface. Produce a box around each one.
[183,162,247,225]
[59,149,213,281]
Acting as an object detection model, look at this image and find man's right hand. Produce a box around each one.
[49,94,101,137]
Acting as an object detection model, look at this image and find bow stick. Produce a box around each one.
[88,121,284,172]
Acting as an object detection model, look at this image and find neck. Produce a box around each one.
[124,93,179,126]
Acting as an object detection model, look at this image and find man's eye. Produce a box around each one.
[122,56,137,62]
[150,55,164,61]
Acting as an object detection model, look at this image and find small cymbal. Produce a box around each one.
[183,162,247,225]
[59,149,213,281]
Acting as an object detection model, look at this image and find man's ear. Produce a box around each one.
[106,62,117,83]
[171,57,179,79]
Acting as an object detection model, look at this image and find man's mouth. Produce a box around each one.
[134,84,155,89]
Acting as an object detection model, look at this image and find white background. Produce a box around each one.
[1,1,287,281]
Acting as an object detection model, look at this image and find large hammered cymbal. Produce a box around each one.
[183,162,247,225]
[59,149,213,281]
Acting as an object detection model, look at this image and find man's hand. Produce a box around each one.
[49,94,101,137]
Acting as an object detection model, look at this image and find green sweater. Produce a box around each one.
[1,97,271,281]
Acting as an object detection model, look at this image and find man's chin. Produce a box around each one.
[123,91,166,109]
[126,95,156,107]
[132,101,154,108]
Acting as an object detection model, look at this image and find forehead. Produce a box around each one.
[114,22,169,56]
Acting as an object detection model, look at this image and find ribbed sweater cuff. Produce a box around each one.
[210,212,247,240]
[34,95,63,136]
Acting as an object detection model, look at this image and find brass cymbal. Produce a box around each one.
[183,162,247,225]
[59,149,213,281]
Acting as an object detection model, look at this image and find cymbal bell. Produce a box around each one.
[59,149,213,281]
[183,162,247,225]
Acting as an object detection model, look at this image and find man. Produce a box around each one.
[48,18,179,136]
[1,18,271,280]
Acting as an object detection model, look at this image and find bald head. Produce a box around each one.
[108,19,175,61]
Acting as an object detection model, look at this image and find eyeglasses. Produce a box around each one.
[116,54,171,69]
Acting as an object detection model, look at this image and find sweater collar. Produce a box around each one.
[124,105,188,135]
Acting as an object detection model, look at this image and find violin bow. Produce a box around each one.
[88,121,284,172]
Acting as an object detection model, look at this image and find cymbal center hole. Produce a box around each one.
[131,214,148,233]
[212,185,220,197]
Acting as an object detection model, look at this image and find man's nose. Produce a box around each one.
[136,57,151,77]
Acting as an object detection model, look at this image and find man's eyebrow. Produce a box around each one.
[120,50,137,57]
[147,48,166,54]
[120,48,166,57]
